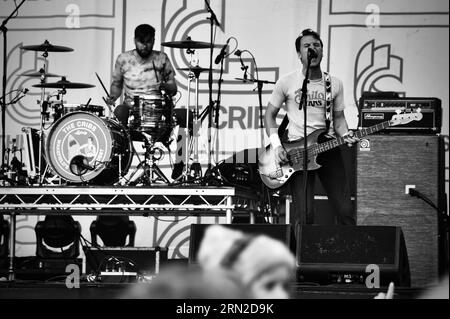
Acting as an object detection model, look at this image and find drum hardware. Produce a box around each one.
[126,132,170,186]
[20,40,74,53]
[168,56,210,183]
[0,138,27,186]
[1,0,27,182]
[32,76,96,89]
[23,46,59,185]
[19,39,78,185]
[161,37,224,49]
[18,69,61,78]
[32,76,95,185]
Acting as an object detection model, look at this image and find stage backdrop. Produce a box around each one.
[1,0,448,276]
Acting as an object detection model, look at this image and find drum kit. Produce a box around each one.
[6,37,227,187]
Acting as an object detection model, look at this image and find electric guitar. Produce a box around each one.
[258,111,423,189]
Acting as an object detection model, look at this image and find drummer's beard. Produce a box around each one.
[136,48,152,59]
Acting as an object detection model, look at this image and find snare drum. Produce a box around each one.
[129,90,173,140]
[45,111,132,184]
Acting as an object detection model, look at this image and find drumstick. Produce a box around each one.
[95,72,114,117]
[95,72,110,98]
[152,61,159,83]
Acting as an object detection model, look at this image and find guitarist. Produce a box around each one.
[264,29,359,232]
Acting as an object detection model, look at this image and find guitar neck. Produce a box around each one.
[314,120,392,155]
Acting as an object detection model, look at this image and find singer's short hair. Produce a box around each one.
[295,28,323,52]
[135,24,155,42]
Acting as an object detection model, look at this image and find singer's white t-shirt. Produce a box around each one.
[268,69,345,140]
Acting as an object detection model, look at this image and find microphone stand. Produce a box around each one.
[300,54,313,224]
[199,50,226,187]
[204,0,221,185]
[1,0,26,180]
[213,51,225,167]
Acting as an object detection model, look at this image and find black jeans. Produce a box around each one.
[289,147,355,233]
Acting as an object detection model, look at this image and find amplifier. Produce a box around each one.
[359,97,441,133]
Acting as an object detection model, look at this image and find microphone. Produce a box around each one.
[307,48,318,59]
[234,50,248,81]
[10,88,28,104]
[70,155,95,176]
[215,38,230,64]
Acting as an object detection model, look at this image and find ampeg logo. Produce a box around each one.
[359,138,371,152]
[47,113,110,181]
[364,113,385,120]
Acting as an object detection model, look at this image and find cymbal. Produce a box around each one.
[32,77,95,89]
[21,40,74,52]
[235,78,276,84]
[161,39,222,49]
[19,71,61,78]
[177,66,217,73]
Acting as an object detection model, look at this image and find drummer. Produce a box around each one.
[106,24,178,128]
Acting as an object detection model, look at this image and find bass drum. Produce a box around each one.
[45,111,132,184]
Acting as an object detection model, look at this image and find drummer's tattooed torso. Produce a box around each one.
[111,49,175,104]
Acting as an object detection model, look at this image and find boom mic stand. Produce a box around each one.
[1,0,26,181]
[236,49,276,220]
[200,42,227,186]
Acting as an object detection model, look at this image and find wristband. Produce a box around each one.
[343,130,354,138]
[269,133,282,149]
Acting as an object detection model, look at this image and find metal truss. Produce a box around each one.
[0,186,261,223]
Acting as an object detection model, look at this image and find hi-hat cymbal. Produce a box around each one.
[161,38,222,49]
[21,40,74,52]
[19,71,61,78]
[32,77,95,89]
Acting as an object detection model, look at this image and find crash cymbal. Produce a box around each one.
[32,77,95,89]
[235,78,276,84]
[19,71,61,78]
[177,66,217,73]
[21,40,74,52]
[161,38,222,49]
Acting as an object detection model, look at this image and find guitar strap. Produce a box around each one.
[323,71,332,134]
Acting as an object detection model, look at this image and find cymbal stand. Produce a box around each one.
[189,66,202,180]
[1,0,26,185]
[173,48,195,183]
[37,49,50,185]
[205,0,221,181]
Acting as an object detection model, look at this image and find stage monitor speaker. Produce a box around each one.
[189,223,294,263]
[356,134,445,287]
[84,247,168,276]
[296,225,411,287]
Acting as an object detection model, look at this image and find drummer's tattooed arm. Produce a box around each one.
[160,60,177,96]
[109,57,124,104]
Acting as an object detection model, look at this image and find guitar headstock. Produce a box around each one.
[390,109,423,126]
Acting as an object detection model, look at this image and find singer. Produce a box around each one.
[264,28,359,235]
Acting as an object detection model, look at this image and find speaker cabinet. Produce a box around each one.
[189,223,294,263]
[356,134,445,287]
[296,225,410,287]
